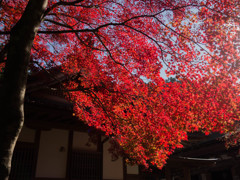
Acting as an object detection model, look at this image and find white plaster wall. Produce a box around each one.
[18,126,35,143]
[73,131,97,151]
[36,129,68,178]
[127,165,139,175]
[103,140,123,180]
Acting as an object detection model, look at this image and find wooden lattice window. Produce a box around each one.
[70,150,101,180]
[9,142,37,180]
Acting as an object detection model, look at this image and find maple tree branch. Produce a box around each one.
[81,89,117,126]
[2,4,237,36]
[93,32,123,66]
[39,12,179,73]
[72,27,106,52]
[153,17,213,57]
[37,18,148,34]
[44,0,84,16]
[45,13,96,51]
[93,32,136,79]
[44,18,73,29]
[44,16,106,52]
[154,17,232,73]
[0,4,208,36]
[87,90,135,138]
[123,24,174,73]
[44,14,108,52]
[75,1,125,9]
[47,12,98,26]
[123,21,206,80]
[37,6,194,34]
[37,35,59,54]
[38,28,92,34]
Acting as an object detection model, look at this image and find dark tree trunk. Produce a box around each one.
[0,0,48,180]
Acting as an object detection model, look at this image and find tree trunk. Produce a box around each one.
[0,0,48,180]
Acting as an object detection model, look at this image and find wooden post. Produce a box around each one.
[205,173,212,180]
[66,130,73,180]
[33,129,41,179]
[231,166,240,180]
[183,168,191,180]
[165,167,171,180]
[123,157,127,180]
[97,134,103,180]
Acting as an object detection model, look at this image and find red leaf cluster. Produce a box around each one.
[1,0,239,168]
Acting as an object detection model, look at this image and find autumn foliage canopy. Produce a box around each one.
[1,0,240,168]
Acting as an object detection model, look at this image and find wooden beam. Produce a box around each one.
[176,142,226,158]
[166,157,217,168]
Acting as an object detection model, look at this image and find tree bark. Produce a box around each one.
[0,0,48,180]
